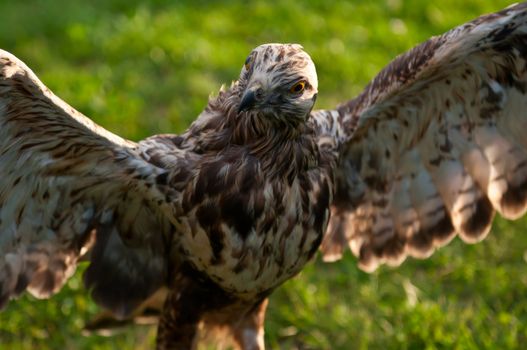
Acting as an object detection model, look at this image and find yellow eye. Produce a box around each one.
[290,81,306,93]
[244,56,252,70]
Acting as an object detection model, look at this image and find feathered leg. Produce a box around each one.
[156,287,203,350]
[231,298,268,350]
[156,272,239,349]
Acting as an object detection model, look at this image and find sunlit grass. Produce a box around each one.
[0,1,522,349]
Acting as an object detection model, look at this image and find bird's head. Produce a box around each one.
[236,43,318,124]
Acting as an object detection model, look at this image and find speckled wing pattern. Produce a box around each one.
[320,3,527,272]
[0,50,174,316]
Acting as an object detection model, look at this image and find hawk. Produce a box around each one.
[1,2,527,349]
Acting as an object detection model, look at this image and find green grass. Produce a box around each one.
[0,0,523,349]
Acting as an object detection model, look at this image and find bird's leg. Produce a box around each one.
[231,298,269,350]
[156,286,204,350]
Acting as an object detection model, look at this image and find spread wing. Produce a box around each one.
[0,49,176,317]
[319,3,527,272]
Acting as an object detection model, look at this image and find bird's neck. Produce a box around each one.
[246,122,319,182]
[223,91,319,180]
[188,88,319,181]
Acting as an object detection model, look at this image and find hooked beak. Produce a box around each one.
[238,87,258,113]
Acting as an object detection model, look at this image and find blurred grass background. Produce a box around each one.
[0,0,523,349]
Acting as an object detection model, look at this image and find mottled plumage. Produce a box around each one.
[1,3,527,349]
[321,2,527,272]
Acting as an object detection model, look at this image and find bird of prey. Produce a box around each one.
[1,2,527,349]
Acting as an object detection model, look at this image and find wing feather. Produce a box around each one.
[0,49,175,316]
[320,3,527,271]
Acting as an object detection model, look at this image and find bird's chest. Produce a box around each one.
[175,164,332,298]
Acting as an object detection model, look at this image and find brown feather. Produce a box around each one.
[322,2,527,273]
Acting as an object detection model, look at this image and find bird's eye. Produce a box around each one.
[244,56,252,70]
[290,81,306,93]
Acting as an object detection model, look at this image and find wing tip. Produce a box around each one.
[407,214,455,259]
[458,196,495,243]
[499,179,527,220]
[321,251,344,263]
[0,250,75,311]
